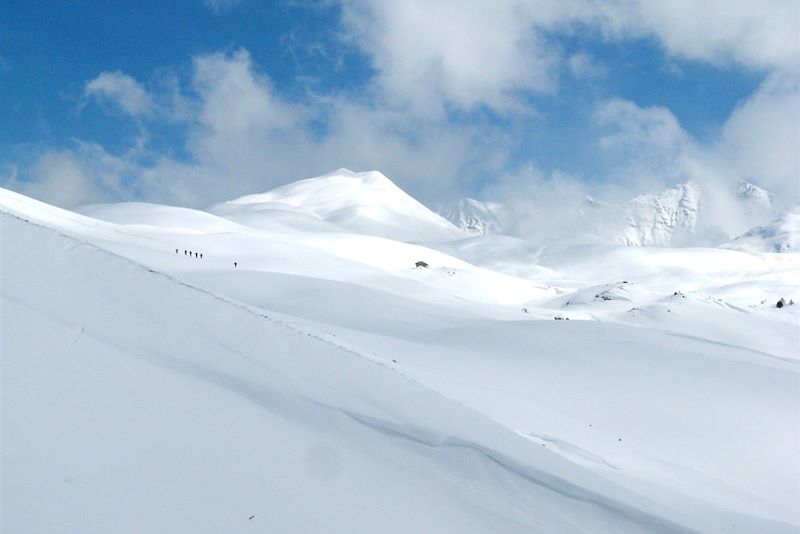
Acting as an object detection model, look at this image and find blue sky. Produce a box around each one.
[1,0,797,210]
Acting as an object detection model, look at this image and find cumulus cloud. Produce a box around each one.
[592,98,701,195]
[716,70,800,202]
[339,0,558,115]
[593,72,800,207]
[595,99,690,154]
[586,0,800,71]
[100,49,509,207]
[484,165,616,240]
[338,0,800,117]
[84,71,155,117]
[5,1,798,229]
[2,147,128,208]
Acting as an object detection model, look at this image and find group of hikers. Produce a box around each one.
[175,248,237,268]
[177,248,203,259]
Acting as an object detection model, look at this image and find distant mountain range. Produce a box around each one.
[436,179,791,249]
[78,169,797,252]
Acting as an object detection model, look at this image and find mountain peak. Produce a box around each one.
[216,169,464,242]
[436,198,506,235]
[737,179,774,209]
[723,209,800,253]
[617,181,701,247]
[322,168,394,185]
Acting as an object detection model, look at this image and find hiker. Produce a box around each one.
[200,253,203,259]
[184,250,187,255]
[234,261,237,268]
[195,252,198,258]
[175,248,178,254]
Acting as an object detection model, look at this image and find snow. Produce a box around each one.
[439,179,787,247]
[78,201,247,232]
[618,182,701,247]
[2,169,799,533]
[723,209,800,253]
[436,198,506,235]
[211,168,466,242]
[737,179,775,210]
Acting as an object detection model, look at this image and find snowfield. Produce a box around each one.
[2,169,799,533]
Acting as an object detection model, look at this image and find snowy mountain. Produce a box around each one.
[435,198,506,235]
[616,181,701,246]
[737,179,775,209]
[211,168,466,242]
[83,169,464,242]
[436,184,704,246]
[723,209,800,253]
[440,179,784,247]
[2,173,799,533]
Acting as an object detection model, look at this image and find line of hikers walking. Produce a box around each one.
[175,248,237,268]
[177,248,203,259]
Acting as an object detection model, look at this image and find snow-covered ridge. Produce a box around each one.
[737,179,775,208]
[436,182,705,246]
[435,198,506,235]
[438,179,792,248]
[617,181,701,246]
[723,209,800,253]
[79,201,247,233]
[212,168,465,242]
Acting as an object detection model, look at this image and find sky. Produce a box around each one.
[1,0,798,220]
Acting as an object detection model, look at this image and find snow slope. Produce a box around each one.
[436,198,506,235]
[2,211,694,534]
[211,168,465,242]
[617,182,701,246]
[3,174,799,533]
[737,179,774,208]
[79,201,249,233]
[723,209,800,253]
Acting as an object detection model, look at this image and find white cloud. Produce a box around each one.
[118,49,510,207]
[568,53,607,79]
[587,0,800,71]
[485,165,614,240]
[3,148,125,208]
[338,0,799,118]
[340,0,558,115]
[193,50,306,138]
[85,71,155,117]
[716,71,800,203]
[594,99,690,156]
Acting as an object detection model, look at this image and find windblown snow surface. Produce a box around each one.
[2,169,799,533]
